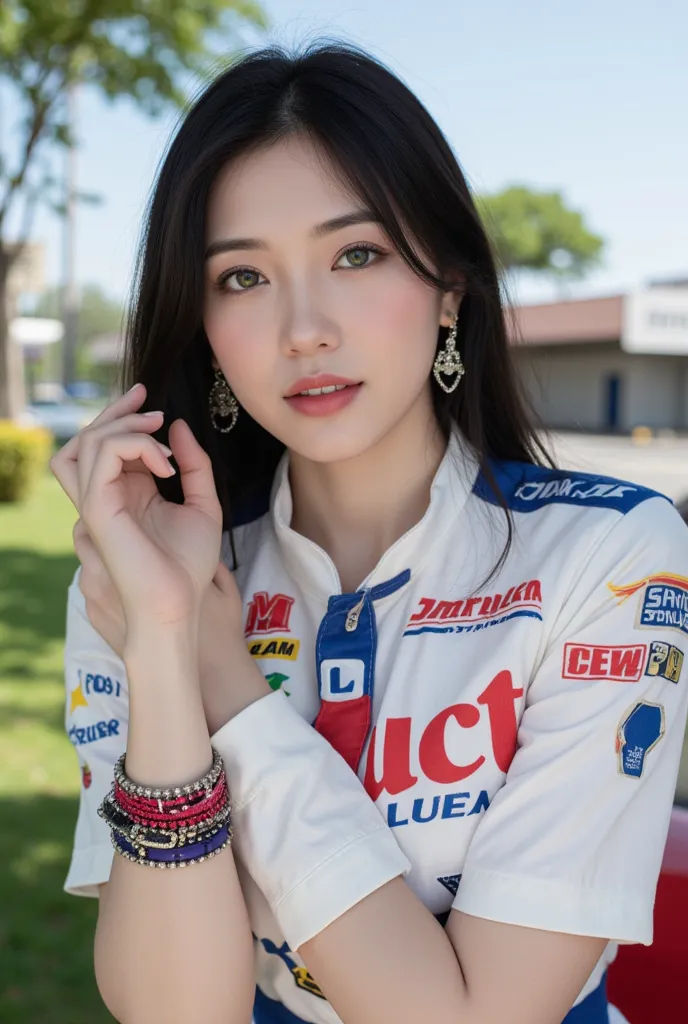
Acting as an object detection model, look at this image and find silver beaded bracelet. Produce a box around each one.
[113,748,224,799]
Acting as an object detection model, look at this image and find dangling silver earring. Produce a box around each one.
[209,368,239,432]
[433,312,465,394]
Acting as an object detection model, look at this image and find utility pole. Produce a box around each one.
[61,83,78,390]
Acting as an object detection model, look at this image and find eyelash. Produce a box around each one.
[213,242,387,293]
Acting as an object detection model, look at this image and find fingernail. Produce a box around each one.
[165,462,176,475]
[127,382,143,394]
[143,410,163,417]
[159,443,173,457]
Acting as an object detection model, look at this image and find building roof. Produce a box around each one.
[508,294,624,346]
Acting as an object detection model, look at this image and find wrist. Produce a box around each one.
[202,645,272,736]
[124,623,200,682]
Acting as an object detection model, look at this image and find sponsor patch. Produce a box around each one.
[245,591,295,635]
[265,672,291,694]
[259,938,325,999]
[616,701,665,779]
[82,672,124,698]
[515,478,638,505]
[562,643,647,682]
[404,580,542,636]
[81,763,92,789]
[248,637,300,660]
[472,462,663,514]
[387,790,490,828]
[645,641,684,683]
[609,574,688,636]
[69,719,121,746]
[437,874,462,897]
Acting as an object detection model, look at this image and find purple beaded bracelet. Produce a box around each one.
[111,821,231,868]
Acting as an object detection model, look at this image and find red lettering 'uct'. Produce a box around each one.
[363,669,524,800]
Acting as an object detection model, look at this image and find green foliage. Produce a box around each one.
[30,284,124,388]
[476,186,605,280]
[0,1,268,112]
[33,284,123,349]
[0,1,267,418]
[0,420,53,501]
[0,0,268,223]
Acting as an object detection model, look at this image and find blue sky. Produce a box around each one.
[9,0,688,308]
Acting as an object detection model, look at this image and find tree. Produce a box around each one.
[0,0,267,420]
[476,186,604,283]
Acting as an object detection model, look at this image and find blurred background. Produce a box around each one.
[1,2,687,1021]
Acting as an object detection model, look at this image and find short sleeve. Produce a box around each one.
[62,567,128,898]
[453,496,688,945]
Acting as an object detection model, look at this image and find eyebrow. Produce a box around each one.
[204,209,380,259]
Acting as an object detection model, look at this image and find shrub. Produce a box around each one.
[0,420,53,502]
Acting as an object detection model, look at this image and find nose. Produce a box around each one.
[279,285,340,358]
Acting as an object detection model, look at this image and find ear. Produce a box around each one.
[438,286,464,328]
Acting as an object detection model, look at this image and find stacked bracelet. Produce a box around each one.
[97,748,232,869]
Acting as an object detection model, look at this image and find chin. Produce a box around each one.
[276,418,390,466]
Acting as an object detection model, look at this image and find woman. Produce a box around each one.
[52,43,688,1024]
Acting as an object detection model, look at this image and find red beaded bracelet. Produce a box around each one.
[115,786,229,829]
[114,770,227,812]
[115,772,225,811]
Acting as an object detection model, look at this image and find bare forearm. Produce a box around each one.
[94,627,254,1024]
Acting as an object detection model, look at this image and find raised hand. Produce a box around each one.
[50,383,230,635]
[72,515,246,720]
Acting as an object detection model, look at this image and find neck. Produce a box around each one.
[288,399,448,593]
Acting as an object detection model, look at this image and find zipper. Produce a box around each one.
[345,593,366,632]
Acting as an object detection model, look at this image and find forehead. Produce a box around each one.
[206,135,359,236]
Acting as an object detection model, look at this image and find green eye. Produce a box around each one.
[231,270,261,290]
[335,244,383,270]
[344,248,371,267]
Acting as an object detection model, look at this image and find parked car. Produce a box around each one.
[608,806,688,1023]
[64,380,106,402]
[24,399,98,442]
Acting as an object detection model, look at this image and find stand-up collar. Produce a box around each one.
[269,428,481,600]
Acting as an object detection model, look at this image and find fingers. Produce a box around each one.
[76,412,170,501]
[52,382,148,472]
[168,418,222,524]
[52,409,168,509]
[80,433,175,529]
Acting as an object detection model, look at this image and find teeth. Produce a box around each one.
[298,384,350,396]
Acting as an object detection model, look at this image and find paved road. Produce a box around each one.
[547,432,688,503]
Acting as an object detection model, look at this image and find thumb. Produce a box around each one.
[167,418,222,523]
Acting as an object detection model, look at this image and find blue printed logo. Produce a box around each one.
[69,719,121,746]
[320,658,366,701]
[616,701,665,779]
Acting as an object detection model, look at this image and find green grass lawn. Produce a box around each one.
[0,472,115,1023]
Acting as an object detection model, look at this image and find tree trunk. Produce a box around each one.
[0,248,27,421]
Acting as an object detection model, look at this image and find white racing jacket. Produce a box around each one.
[63,429,688,1024]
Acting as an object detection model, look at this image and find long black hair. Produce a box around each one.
[122,41,554,570]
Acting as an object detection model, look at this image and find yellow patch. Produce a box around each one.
[247,637,300,661]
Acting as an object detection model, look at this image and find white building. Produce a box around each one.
[511,283,688,432]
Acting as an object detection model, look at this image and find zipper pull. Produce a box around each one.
[345,593,366,632]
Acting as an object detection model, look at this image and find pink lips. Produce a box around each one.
[284,374,363,417]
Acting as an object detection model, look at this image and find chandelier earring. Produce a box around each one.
[209,367,240,433]
[433,312,465,394]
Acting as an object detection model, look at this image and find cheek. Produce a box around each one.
[359,269,440,375]
[203,294,271,384]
